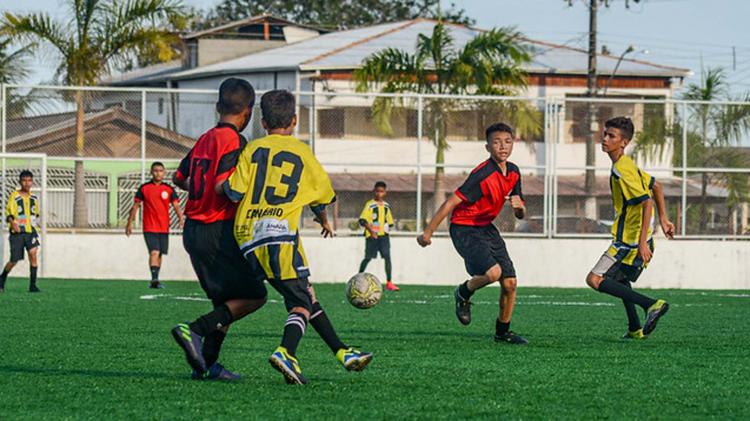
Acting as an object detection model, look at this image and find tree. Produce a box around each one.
[353,21,541,225]
[635,67,750,234]
[200,0,474,31]
[2,0,186,228]
[0,38,41,119]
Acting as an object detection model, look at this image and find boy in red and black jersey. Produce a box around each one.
[418,123,528,344]
[169,78,268,380]
[126,162,184,289]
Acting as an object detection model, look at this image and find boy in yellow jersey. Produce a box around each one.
[585,117,674,338]
[222,90,372,385]
[358,181,399,291]
[0,170,41,293]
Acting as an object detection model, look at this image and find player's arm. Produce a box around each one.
[126,187,144,237]
[358,205,378,237]
[417,194,463,247]
[651,179,674,239]
[6,197,19,234]
[507,174,526,220]
[173,154,191,191]
[311,204,334,238]
[638,198,654,263]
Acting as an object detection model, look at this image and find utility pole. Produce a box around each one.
[584,0,598,220]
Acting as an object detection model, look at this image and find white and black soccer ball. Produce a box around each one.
[346,272,382,309]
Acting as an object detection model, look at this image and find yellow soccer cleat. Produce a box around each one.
[336,347,374,372]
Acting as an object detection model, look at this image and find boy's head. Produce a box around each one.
[261,90,297,133]
[373,181,387,201]
[150,162,165,182]
[19,170,33,191]
[601,116,634,153]
[484,123,515,163]
[216,78,256,132]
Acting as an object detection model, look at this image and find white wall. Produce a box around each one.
[6,233,748,289]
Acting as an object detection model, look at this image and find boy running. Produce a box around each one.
[125,161,184,289]
[358,181,399,291]
[417,123,528,344]
[169,78,268,381]
[585,116,672,338]
[0,170,41,293]
[223,89,372,385]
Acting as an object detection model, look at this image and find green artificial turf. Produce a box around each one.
[1,279,748,419]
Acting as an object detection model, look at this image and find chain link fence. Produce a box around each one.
[2,84,750,239]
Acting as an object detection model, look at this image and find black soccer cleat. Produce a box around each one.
[494,331,529,345]
[454,287,472,325]
[29,285,41,293]
[643,300,669,335]
[171,323,207,373]
[149,281,164,289]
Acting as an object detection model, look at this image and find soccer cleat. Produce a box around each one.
[385,281,400,291]
[0,287,4,293]
[171,323,207,373]
[454,286,472,325]
[336,347,374,372]
[149,281,164,289]
[29,285,41,293]
[494,331,529,345]
[622,329,648,340]
[643,300,669,335]
[269,347,308,385]
[192,362,241,381]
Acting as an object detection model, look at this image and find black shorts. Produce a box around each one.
[183,218,267,307]
[9,232,39,262]
[364,236,391,259]
[144,232,169,255]
[268,277,314,312]
[449,223,516,279]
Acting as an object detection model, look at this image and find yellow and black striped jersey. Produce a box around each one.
[225,134,336,280]
[607,155,655,266]
[359,200,394,238]
[6,190,39,233]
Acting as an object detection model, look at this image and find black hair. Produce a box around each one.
[19,170,33,180]
[485,122,515,142]
[151,161,165,170]
[217,78,256,115]
[261,90,296,130]
[374,181,387,190]
[605,116,635,140]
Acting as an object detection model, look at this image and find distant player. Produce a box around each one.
[223,89,372,385]
[358,181,399,291]
[169,78,268,381]
[125,161,184,289]
[0,170,41,293]
[585,117,673,339]
[417,123,528,344]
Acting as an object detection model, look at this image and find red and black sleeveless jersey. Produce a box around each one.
[174,122,247,224]
[451,159,524,226]
[134,181,179,233]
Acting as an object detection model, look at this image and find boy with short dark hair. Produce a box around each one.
[417,123,528,344]
[223,89,372,385]
[169,78,268,381]
[126,161,184,289]
[0,170,41,293]
[358,180,398,291]
[585,116,673,338]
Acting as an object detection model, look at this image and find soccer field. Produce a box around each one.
[1,279,749,419]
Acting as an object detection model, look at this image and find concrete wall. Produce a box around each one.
[6,233,748,289]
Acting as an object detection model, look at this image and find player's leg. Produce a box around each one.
[381,237,399,291]
[27,242,40,293]
[148,250,161,288]
[451,225,501,325]
[358,238,376,273]
[489,232,527,344]
[0,234,24,290]
[268,277,312,385]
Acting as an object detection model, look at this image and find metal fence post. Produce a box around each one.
[543,99,551,238]
[40,156,48,277]
[140,90,147,183]
[681,101,688,237]
[1,84,6,218]
[416,95,423,230]
[309,92,316,153]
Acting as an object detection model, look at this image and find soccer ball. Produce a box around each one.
[346,273,382,309]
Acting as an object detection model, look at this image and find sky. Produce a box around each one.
[1,0,749,94]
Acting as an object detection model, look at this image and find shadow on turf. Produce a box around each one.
[0,365,186,380]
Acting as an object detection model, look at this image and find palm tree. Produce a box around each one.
[354,21,541,224]
[635,67,750,234]
[2,0,185,228]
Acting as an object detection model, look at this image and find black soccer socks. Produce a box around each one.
[598,278,656,311]
[189,304,233,336]
[281,312,307,356]
[309,303,347,353]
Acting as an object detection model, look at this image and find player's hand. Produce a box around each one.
[661,219,675,240]
[368,227,379,237]
[320,221,335,238]
[507,195,524,210]
[638,241,653,263]
[11,221,20,234]
[417,232,431,247]
[178,218,185,229]
[125,224,132,237]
